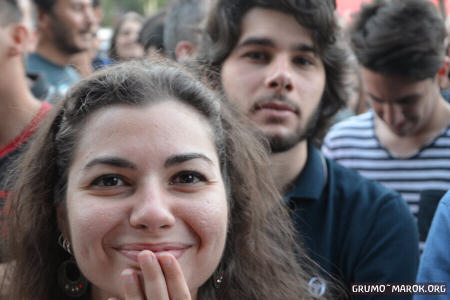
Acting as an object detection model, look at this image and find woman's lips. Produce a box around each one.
[116,243,191,262]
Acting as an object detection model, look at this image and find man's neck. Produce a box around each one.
[375,97,450,157]
[0,65,42,148]
[270,140,308,193]
[35,39,72,66]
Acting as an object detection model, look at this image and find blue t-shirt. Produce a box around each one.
[414,190,450,300]
[286,144,419,299]
[27,53,81,102]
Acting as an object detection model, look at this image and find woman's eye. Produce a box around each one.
[71,4,83,12]
[120,30,131,36]
[91,175,126,187]
[170,171,207,185]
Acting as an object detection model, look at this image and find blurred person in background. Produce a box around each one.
[138,9,166,57]
[164,0,211,61]
[28,0,95,101]
[15,0,52,100]
[70,0,108,76]
[108,12,144,62]
[333,13,369,123]
[334,54,368,123]
[0,0,51,291]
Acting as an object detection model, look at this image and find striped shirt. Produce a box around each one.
[322,111,450,247]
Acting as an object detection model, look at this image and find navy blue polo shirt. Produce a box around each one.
[286,144,419,299]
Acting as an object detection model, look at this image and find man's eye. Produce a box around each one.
[398,99,417,106]
[170,171,207,185]
[91,175,126,187]
[244,51,268,61]
[293,56,313,66]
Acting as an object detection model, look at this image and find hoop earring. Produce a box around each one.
[58,233,72,255]
[57,233,88,297]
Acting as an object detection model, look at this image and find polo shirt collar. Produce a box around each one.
[285,143,326,202]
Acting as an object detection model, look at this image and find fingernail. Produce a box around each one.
[139,250,153,264]
[144,252,153,264]
[161,254,172,265]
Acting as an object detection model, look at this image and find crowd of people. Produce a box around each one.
[0,0,449,299]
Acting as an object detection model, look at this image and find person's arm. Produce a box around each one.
[414,192,450,300]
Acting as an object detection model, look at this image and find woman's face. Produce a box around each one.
[61,101,228,299]
[115,19,144,60]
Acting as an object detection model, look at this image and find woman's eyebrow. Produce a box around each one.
[84,156,137,170]
[164,153,213,168]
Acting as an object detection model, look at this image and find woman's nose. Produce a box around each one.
[129,184,176,231]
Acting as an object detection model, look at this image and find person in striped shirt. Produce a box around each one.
[322,0,450,250]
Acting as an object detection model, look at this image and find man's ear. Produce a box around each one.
[8,24,29,57]
[175,41,198,61]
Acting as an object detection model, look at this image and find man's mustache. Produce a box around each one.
[251,94,300,114]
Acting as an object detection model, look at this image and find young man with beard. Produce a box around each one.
[200,0,419,298]
[27,0,95,100]
[322,0,450,253]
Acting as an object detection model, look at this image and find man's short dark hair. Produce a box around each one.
[199,0,348,146]
[33,0,56,11]
[0,0,22,26]
[350,0,446,80]
[163,0,209,59]
[138,10,166,53]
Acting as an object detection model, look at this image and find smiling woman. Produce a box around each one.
[2,59,323,299]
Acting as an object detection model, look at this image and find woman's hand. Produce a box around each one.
[108,250,191,300]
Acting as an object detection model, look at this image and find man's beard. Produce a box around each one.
[266,104,321,153]
[50,15,90,55]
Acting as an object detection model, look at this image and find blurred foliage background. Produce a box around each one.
[101,0,169,27]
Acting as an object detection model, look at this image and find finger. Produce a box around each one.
[158,254,191,300]
[138,250,170,300]
[121,269,145,300]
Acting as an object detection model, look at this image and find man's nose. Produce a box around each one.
[264,55,294,93]
[129,183,176,232]
[382,103,405,127]
[83,5,96,28]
